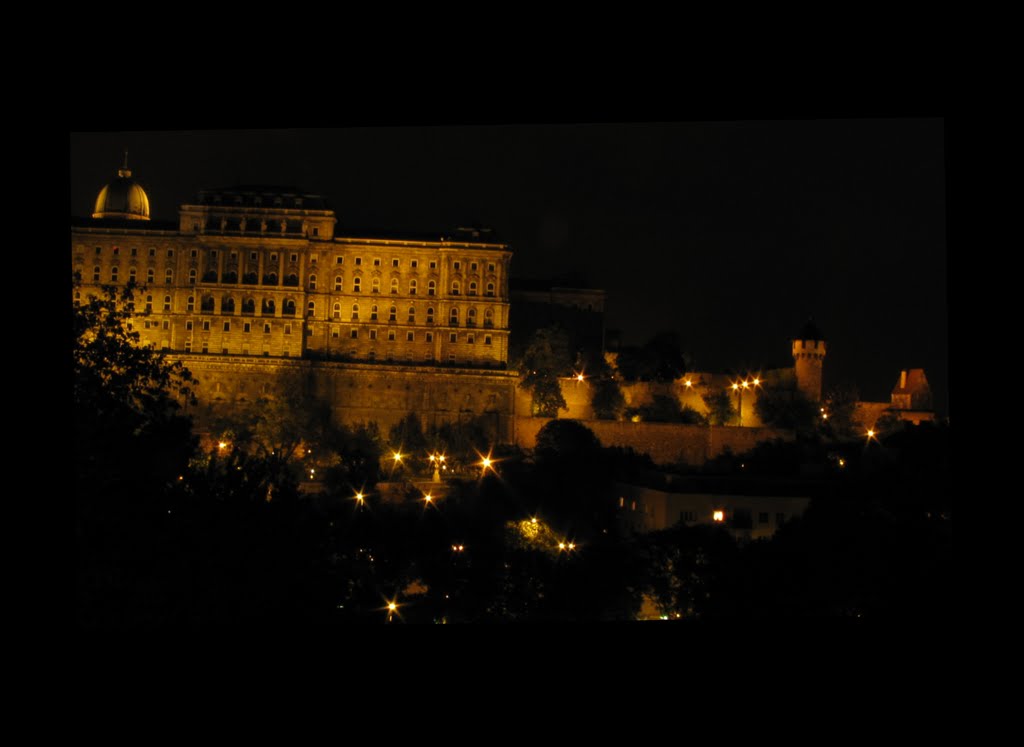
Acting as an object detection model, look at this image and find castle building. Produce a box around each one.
[73,163,519,437]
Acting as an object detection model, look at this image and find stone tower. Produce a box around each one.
[792,319,826,403]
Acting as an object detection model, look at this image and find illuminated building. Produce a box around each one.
[74,163,518,436]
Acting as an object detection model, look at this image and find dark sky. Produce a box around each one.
[70,122,948,413]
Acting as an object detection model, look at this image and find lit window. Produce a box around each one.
[370,305,378,321]
[309,274,317,290]
[451,280,460,295]
[335,276,343,292]
[371,278,380,294]
[713,510,725,523]
[410,279,418,295]
[428,280,436,296]
[333,303,341,320]
[469,282,477,296]
[390,278,399,294]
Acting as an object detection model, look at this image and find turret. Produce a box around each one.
[792,319,826,403]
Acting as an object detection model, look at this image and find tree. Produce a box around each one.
[754,384,818,431]
[614,332,689,383]
[702,390,737,426]
[821,383,860,440]
[517,326,571,417]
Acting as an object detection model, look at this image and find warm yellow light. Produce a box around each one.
[388,602,397,612]
[429,454,436,462]
[822,413,829,419]
[684,379,693,387]
[867,429,875,438]
[713,510,725,522]
[731,383,739,391]
[439,455,446,462]
[558,542,566,550]
[576,373,585,382]
[481,457,492,469]
[567,542,575,550]
[752,378,760,386]
[355,492,365,503]
[392,452,402,462]
[531,517,538,524]
[458,545,464,551]
[218,441,228,450]
[839,458,846,467]
[742,381,749,389]
[424,493,433,503]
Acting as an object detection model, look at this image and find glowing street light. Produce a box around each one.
[575,372,585,383]
[423,492,434,505]
[867,429,876,440]
[355,491,365,505]
[218,441,228,451]
[684,378,693,388]
[392,451,403,464]
[713,510,725,522]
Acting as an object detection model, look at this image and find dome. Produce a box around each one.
[92,160,150,221]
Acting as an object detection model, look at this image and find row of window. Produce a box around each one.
[328,304,494,325]
[308,275,495,296]
[327,257,496,273]
[334,329,492,344]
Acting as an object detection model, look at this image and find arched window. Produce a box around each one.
[389,306,397,322]
[242,298,255,314]
[283,299,296,316]
[189,268,197,285]
[146,295,154,313]
[126,268,135,283]
[261,299,275,315]
[93,266,100,282]
[353,277,361,293]
[409,279,418,295]
[110,267,119,282]
[187,296,195,312]
[469,281,477,296]
[468,308,477,326]
[333,303,342,320]
[284,273,299,287]
[147,268,155,284]
[307,301,316,318]
[165,269,173,285]
[309,274,317,290]
[428,280,436,296]
[263,272,278,286]
[486,282,495,297]
[390,278,399,294]
[223,270,238,283]
[426,307,435,324]
[451,280,461,295]
[407,306,416,322]
[163,295,172,312]
[370,305,378,321]
[450,308,459,326]
[201,295,214,312]
[335,276,343,292]
[222,297,235,314]
[371,278,381,294]
[484,308,494,327]
[351,304,359,321]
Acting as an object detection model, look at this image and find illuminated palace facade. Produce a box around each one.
[73,165,519,436]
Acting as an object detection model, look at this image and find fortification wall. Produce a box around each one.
[512,417,794,466]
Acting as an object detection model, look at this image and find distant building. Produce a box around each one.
[854,368,936,430]
[509,278,606,359]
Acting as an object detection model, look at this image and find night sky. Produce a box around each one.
[70,122,947,413]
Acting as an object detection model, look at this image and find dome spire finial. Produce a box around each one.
[118,150,131,179]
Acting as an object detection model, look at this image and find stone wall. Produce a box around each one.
[512,416,794,466]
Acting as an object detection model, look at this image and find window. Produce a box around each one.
[242,298,255,314]
[390,278,399,294]
[93,266,100,282]
[453,261,461,271]
[450,308,459,325]
[451,280,460,295]
[129,268,137,283]
[308,301,316,318]
[222,297,236,314]
[367,351,376,361]
[145,295,154,313]
[223,322,231,332]
[467,334,475,344]
[469,282,477,296]
[130,247,137,257]
[484,335,492,345]
[468,308,477,326]
[186,321,194,331]
[270,253,278,263]
[284,324,291,335]
[163,296,171,312]
[353,278,361,293]
[210,250,217,259]
[261,299,275,315]
[149,248,157,257]
[392,258,399,268]
[488,262,495,273]
[333,276,342,292]
[187,296,195,312]
[310,254,318,265]
[351,304,359,320]
[411,260,418,269]
[371,278,380,294]
[369,329,377,340]
[332,327,339,338]
[167,248,175,258]
[370,305,378,321]
[191,249,198,258]
[426,332,433,342]
[244,322,251,333]
[333,303,342,320]
[389,306,397,322]
[112,247,120,256]
[282,299,296,316]
[165,269,173,284]
[373,258,381,267]
[309,274,317,290]
[484,309,494,327]
[251,252,258,261]
[201,343,209,353]
[350,329,358,339]
[407,306,416,322]
[388,330,396,341]
[189,269,197,285]
[448,353,456,364]
[95,247,102,255]
[471,262,478,272]
[263,323,271,334]
[759,513,770,524]
[110,267,119,282]
[426,307,434,324]
[355,257,362,266]
[406,331,414,341]
[202,320,210,331]
[409,279,417,295]
[449,333,457,343]
[230,252,237,261]
[486,282,495,297]
[290,253,298,263]
[428,280,436,296]
[184,341,191,352]
[147,269,155,284]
